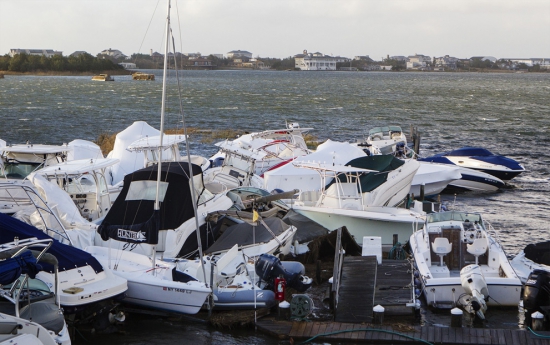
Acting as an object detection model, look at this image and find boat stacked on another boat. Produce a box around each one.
[409,210,522,318]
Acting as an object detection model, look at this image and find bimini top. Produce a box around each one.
[37,158,119,176]
[101,161,202,232]
[1,144,72,155]
[127,134,187,151]
[341,155,405,193]
[204,218,291,254]
[0,212,103,273]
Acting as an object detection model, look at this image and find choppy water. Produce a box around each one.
[1,71,549,343]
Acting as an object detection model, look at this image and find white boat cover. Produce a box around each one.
[263,140,367,192]
[67,139,104,161]
[105,121,160,185]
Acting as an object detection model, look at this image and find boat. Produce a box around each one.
[419,147,525,182]
[0,143,72,181]
[444,166,505,192]
[33,158,120,221]
[91,74,114,81]
[510,241,550,284]
[365,126,407,155]
[409,210,522,317]
[291,158,424,246]
[0,211,127,332]
[409,162,462,198]
[0,236,71,345]
[132,72,155,80]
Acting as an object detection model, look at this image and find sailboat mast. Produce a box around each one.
[155,0,171,211]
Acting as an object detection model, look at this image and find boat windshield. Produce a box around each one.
[427,211,482,224]
[192,174,214,205]
[0,162,41,179]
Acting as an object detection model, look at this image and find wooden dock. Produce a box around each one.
[256,319,550,344]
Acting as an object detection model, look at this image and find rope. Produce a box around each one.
[528,326,550,338]
[388,242,406,260]
[300,327,433,345]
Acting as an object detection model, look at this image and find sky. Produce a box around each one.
[1,0,549,60]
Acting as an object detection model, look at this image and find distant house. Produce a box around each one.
[470,56,497,63]
[389,55,407,62]
[192,58,212,67]
[503,58,550,69]
[69,51,88,57]
[354,55,374,62]
[210,54,224,59]
[294,50,338,71]
[434,55,459,70]
[184,52,202,59]
[227,50,253,59]
[406,54,431,70]
[99,48,127,59]
[242,59,268,69]
[9,49,62,58]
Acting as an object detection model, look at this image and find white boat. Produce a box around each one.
[510,241,550,284]
[33,158,120,221]
[0,184,127,331]
[291,159,423,245]
[419,147,525,182]
[365,125,407,155]
[446,166,505,192]
[0,237,71,345]
[409,210,522,316]
[410,162,462,197]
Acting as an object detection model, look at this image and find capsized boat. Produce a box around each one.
[409,210,522,317]
[419,147,525,182]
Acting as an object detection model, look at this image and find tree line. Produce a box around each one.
[0,53,124,73]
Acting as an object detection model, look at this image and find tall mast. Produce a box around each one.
[155,0,171,211]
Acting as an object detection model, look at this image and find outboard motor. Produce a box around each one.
[460,264,489,319]
[255,254,312,292]
[523,269,550,314]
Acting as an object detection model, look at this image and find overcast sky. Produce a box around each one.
[1,0,549,60]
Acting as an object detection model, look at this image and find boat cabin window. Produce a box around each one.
[0,162,40,179]
[191,174,214,205]
[223,154,252,172]
[126,180,168,202]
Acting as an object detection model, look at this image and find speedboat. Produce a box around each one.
[291,159,424,246]
[510,241,550,284]
[419,147,525,182]
[0,237,71,345]
[445,166,505,192]
[410,162,462,198]
[409,210,522,318]
[365,126,407,155]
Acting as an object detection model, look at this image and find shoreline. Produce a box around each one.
[0,70,131,77]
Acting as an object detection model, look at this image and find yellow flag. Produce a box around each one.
[252,210,259,223]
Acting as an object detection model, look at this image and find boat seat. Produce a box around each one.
[432,237,452,267]
[467,238,487,265]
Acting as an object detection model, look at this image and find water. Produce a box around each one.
[1,71,549,343]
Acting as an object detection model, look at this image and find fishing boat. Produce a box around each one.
[0,236,71,345]
[409,210,522,318]
[91,74,114,81]
[419,147,525,181]
[291,158,423,246]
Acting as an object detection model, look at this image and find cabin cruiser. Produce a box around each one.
[291,159,423,246]
[419,147,525,182]
[0,237,71,345]
[409,210,522,318]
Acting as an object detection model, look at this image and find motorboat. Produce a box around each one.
[291,160,424,246]
[209,123,313,176]
[33,158,120,221]
[91,74,114,81]
[445,166,505,192]
[419,147,525,182]
[0,212,127,332]
[95,162,233,258]
[410,162,462,198]
[0,237,71,345]
[510,241,550,284]
[365,126,407,155]
[0,143,72,181]
[409,210,522,318]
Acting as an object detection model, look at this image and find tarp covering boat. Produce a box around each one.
[0,212,104,273]
[98,162,201,245]
[204,217,291,254]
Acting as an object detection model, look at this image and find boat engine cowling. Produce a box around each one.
[255,254,312,292]
[523,269,550,314]
[460,264,489,319]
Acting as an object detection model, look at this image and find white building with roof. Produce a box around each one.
[294,50,338,71]
[504,58,550,68]
[9,49,62,58]
[99,48,127,59]
[227,50,253,59]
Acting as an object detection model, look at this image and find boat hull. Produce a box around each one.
[292,205,423,245]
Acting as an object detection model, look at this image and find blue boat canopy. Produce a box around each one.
[0,213,104,273]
